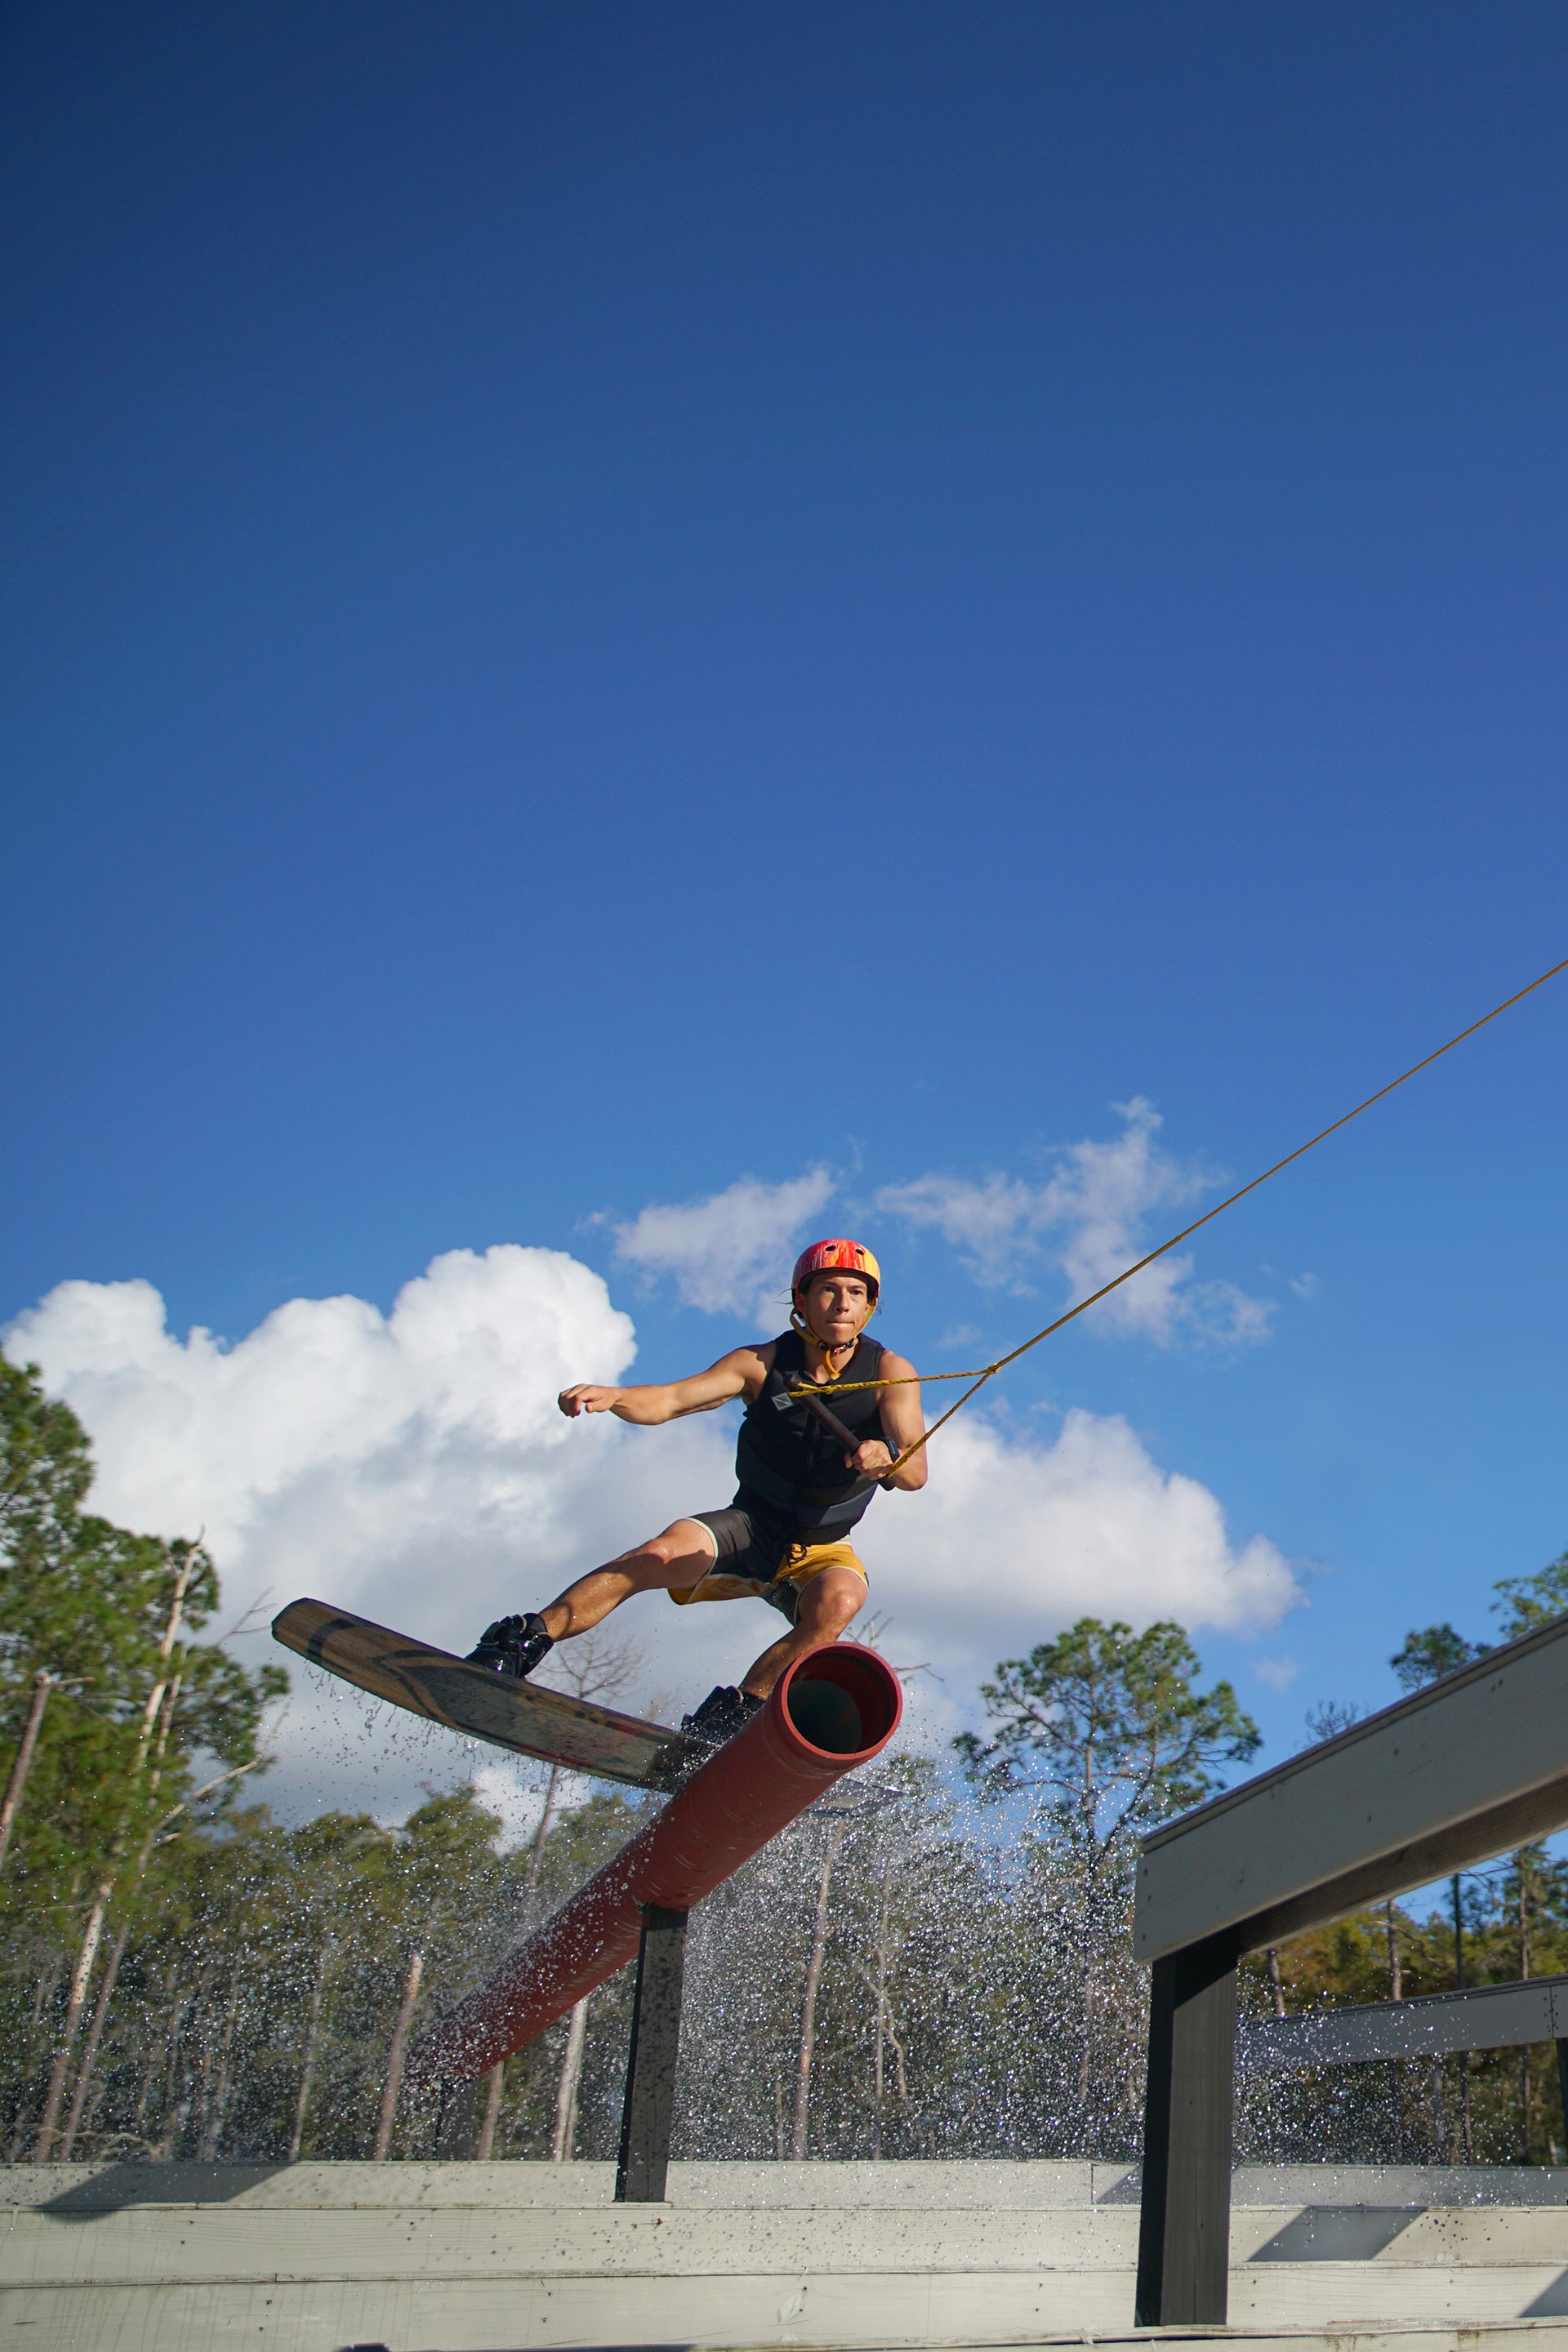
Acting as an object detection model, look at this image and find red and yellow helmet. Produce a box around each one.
[791,1237,881,1305]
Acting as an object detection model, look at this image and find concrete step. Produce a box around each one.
[5,2161,1568,2352]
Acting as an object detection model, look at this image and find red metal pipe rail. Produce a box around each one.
[408,1643,902,2085]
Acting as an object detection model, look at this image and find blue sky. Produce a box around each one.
[4,2,1568,1804]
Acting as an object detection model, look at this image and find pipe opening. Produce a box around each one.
[784,1647,899,1756]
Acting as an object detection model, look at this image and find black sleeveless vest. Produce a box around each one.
[733,1330,890,1534]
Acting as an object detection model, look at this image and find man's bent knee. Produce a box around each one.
[623,1520,716,1590]
[795,1570,867,1638]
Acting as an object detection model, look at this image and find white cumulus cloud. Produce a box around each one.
[855,1407,1299,1682]
[4,1242,1299,1823]
[612,1168,835,1319]
[4,1250,736,1824]
[876,1098,1273,1347]
[5,1248,642,1579]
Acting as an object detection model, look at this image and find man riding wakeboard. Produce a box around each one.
[467,1238,926,1754]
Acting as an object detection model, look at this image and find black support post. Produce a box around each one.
[1556,2038,1568,2154]
[1134,1927,1241,2327]
[430,2074,478,2158]
[614,1904,688,2203]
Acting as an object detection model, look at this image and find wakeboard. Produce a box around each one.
[272,1598,706,1793]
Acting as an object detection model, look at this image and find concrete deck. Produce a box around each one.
[5,2159,1568,2351]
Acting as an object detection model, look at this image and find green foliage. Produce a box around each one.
[7,1365,1567,2176]
[1389,1621,1488,1690]
[1268,1548,1568,2169]
[1493,1551,1568,1640]
[0,1357,288,2157]
[2,1521,285,1913]
[1239,1863,1568,2167]
[0,1357,93,1597]
[1390,1543,1568,1697]
[954,1616,1260,1849]
[0,1383,666,2169]
[0,1777,654,2164]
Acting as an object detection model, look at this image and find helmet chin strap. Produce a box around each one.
[791,1300,872,1362]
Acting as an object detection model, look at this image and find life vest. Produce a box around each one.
[733,1330,890,1533]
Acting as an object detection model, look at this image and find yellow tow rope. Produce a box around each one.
[792,952,1568,1474]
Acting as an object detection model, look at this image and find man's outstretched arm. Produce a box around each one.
[558,1346,766,1426]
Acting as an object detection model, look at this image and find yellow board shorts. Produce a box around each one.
[668,1500,867,1624]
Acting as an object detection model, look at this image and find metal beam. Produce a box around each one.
[1241,1972,1568,2070]
[1134,1611,1568,1965]
[1134,1927,1239,2328]
[615,1905,688,2203]
[408,1644,902,2087]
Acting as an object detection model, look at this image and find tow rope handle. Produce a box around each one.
[797,1389,898,1490]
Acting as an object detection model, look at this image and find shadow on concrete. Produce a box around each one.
[1526,2269,1568,2316]
[1094,2167,1143,2203]
[1250,2206,1419,2261]
[41,2162,291,2218]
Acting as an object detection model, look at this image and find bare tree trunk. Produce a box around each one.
[791,1830,840,2161]
[150,1989,191,2156]
[200,2047,231,2163]
[7,1918,78,2160]
[1266,1946,1286,2016]
[198,1971,243,2160]
[457,1757,570,2168]
[550,1998,588,2162]
[33,1553,198,2165]
[511,1642,639,2167]
[474,2062,504,2160]
[58,1923,130,2160]
[523,1765,562,1915]
[872,1964,886,2158]
[51,1702,197,2166]
[0,1672,54,1875]
[182,1968,220,2163]
[288,1940,331,2163]
[1451,1874,1472,2162]
[442,1763,561,2169]
[372,1949,424,2160]
[130,1962,176,2143]
[1459,2057,1473,2158]
[160,2084,194,2163]
[33,1822,178,2162]
[31,1886,111,2159]
[1385,1897,1405,2158]
[29,1939,65,2030]
[1520,1866,1533,2159]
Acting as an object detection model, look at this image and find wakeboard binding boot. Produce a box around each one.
[466,1611,554,1679]
[680,1683,765,1753]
